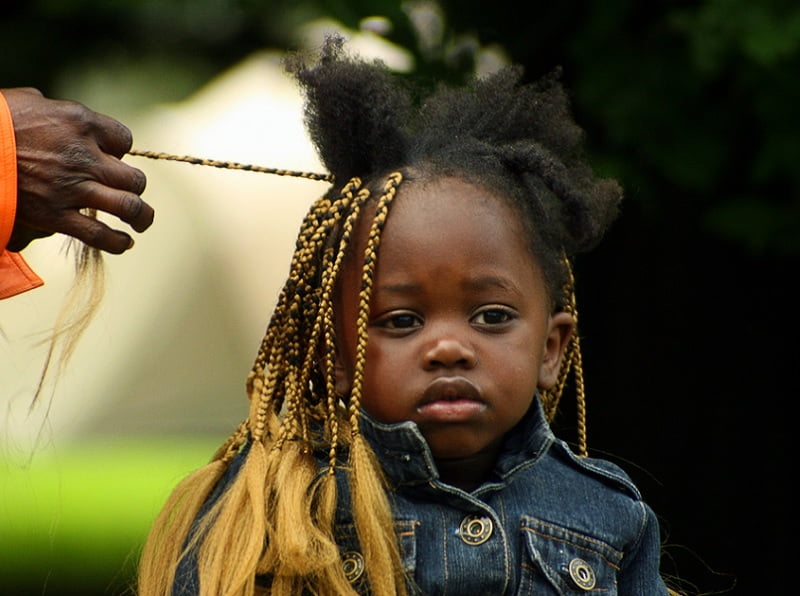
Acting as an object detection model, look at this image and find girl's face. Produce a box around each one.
[336,176,574,461]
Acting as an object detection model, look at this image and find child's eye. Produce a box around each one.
[472,307,515,326]
[380,312,422,330]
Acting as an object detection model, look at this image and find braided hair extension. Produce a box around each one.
[138,36,623,595]
[539,259,589,455]
[138,173,407,595]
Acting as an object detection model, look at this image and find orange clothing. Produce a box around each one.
[0,90,43,299]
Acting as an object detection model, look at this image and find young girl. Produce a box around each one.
[138,37,672,595]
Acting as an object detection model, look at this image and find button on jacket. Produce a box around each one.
[174,398,668,595]
[338,399,669,595]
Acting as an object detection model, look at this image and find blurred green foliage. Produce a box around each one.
[4,0,798,255]
[1,439,220,595]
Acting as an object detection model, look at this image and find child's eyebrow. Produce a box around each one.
[376,275,523,296]
[462,274,524,295]
[375,282,423,295]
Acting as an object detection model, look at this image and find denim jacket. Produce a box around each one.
[174,398,668,595]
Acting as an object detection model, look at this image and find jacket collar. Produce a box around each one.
[359,396,555,489]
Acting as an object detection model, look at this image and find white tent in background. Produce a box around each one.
[0,21,413,449]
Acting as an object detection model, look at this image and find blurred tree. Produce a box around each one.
[5,0,799,258]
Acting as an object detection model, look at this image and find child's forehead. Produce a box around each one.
[391,175,522,230]
[338,174,530,258]
[348,175,536,268]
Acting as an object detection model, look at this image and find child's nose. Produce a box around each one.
[422,334,477,370]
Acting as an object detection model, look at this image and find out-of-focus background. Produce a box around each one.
[1,1,796,594]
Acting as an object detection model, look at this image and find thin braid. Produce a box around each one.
[272,283,318,448]
[322,287,343,470]
[133,148,338,444]
[540,259,589,456]
[320,186,372,471]
[339,172,407,596]
[295,186,361,409]
[347,172,403,433]
[250,190,353,448]
[541,260,573,420]
[246,195,333,398]
[571,336,588,457]
[212,420,251,464]
[128,149,334,183]
[189,178,376,596]
[239,174,375,452]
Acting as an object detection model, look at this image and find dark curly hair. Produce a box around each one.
[288,35,622,308]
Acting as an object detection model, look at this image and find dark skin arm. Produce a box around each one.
[2,87,153,253]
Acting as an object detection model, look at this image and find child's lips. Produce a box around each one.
[416,377,486,422]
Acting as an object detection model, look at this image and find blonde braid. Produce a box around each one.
[141,172,410,595]
[319,185,371,470]
[243,195,335,455]
[571,337,588,457]
[252,192,346,448]
[249,196,332,378]
[254,176,387,594]
[347,173,403,427]
[540,259,589,457]
[129,149,334,183]
[292,184,367,447]
[247,182,374,594]
[212,420,251,464]
[342,173,408,596]
[258,183,364,593]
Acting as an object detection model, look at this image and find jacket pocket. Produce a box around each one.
[517,516,621,595]
[334,519,418,593]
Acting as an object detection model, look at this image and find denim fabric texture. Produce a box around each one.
[173,398,668,595]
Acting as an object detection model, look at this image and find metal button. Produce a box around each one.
[342,551,365,583]
[568,557,596,590]
[458,514,493,545]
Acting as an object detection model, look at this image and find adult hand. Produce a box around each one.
[2,87,153,253]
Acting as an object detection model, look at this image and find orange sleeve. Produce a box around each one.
[0,90,44,299]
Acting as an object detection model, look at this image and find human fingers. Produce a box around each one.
[90,150,148,198]
[79,179,154,234]
[89,110,134,158]
[55,209,136,254]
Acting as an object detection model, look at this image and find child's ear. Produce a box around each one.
[317,336,352,397]
[334,354,352,398]
[537,311,576,390]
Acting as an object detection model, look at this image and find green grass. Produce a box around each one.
[0,437,220,595]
